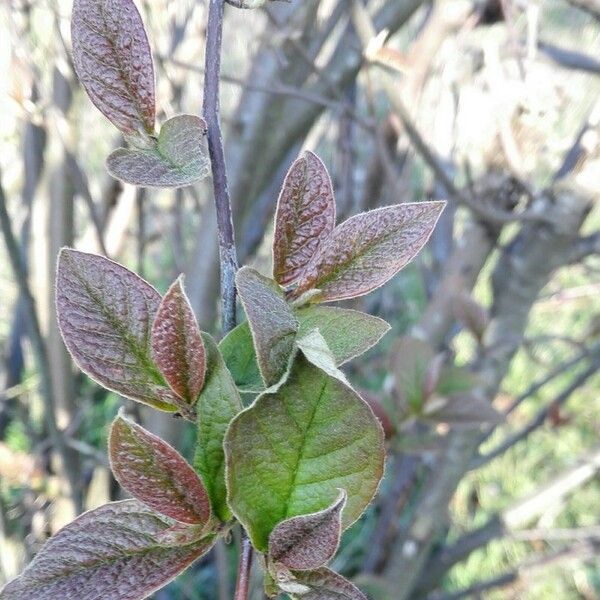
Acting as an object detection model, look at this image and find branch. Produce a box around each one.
[473,358,600,468]
[203,0,239,335]
[233,534,253,600]
[0,169,81,508]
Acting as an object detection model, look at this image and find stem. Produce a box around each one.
[234,533,253,600]
[202,0,238,335]
[202,2,252,597]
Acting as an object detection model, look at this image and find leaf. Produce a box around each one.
[71,0,155,135]
[152,276,205,404]
[194,333,242,522]
[287,568,367,600]
[56,249,177,411]
[107,115,210,188]
[0,500,214,600]
[296,329,346,383]
[220,307,389,392]
[218,321,264,393]
[269,490,346,570]
[391,335,434,413]
[109,413,211,525]
[296,306,390,364]
[225,354,384,551]
[273,151,335,287]
[423,392,504,426]
[453,292,489,342]
[236,267,298,387]
[292,201,445,302]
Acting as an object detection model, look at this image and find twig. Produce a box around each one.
[234,533,253,600]
[0,168,82,510]
[203,0,239,334]
[474,359,600,468]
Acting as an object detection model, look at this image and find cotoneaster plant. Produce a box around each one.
[0,0,444,599]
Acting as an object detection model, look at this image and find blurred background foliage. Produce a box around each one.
[0,0,599,598]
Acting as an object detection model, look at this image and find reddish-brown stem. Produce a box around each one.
[234,532,253,600]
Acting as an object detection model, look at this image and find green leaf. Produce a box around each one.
[291,201,445,302]
[0,500,214,600]
[296,306,390,365]
[194,333,242,522]
[221,307,389,392]
[109,413,211,525]
[269,490,346,570]
[71,0,155,136]
[56,249,177,412]
[151,276,206,405]
[296,329,346,383]
[236,267,298,387]
[225,354,384,551]
[273,151,335,287]
[107,115,210,188]
[218,321,264,393]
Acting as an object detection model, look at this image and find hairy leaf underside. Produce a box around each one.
[109,414,211,525]
[225,354,384,551]
[0,500,213,600]
[71,0,155,135]
[288,568,368,599]
[56,249,177,411]
[273,151,335,287]
[107,115,210,187]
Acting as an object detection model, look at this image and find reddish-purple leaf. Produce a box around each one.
[273,151,335,287]
[0,500,214,600]
[56,249,178,411]
[109,413,211,525]
[71,0,155,136]
[152,276,206,404]
[269,490,346,570]
[106,115,210,188]
[278,568,367,599]
[292,201,445,302]
[236,267,298,387]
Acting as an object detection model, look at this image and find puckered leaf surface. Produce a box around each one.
[236,267,298,387]
[194,333,242,522]
[273,151,335,287]
[269,490,346,570]
[56,249,177,411]
[152,276,205,404]
[0,500,214,600]
[292,201,445,302]
[220,307,389,392]
[225,354,384,551]
[109,414,211,525]
[287,568,368,600]
[71,0,155,135]
[107,115,210,188]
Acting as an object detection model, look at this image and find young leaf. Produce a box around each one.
[225,354,384,551]
[296,306,390,364]
[296,329,347,383]
[288,568,368,600]
[109,413,211,525]
[220,307,389,392]
[218,321,264,393]
[71,0,155,136]
[269,490,346,570]
[107,115,210,188]
[152,276,206,405]
[0,500,214,600]
[273,151,335,287]
[236,267,298,387]
[194,333,243,522]
[56,249,177,411]
[292,201,445,302]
